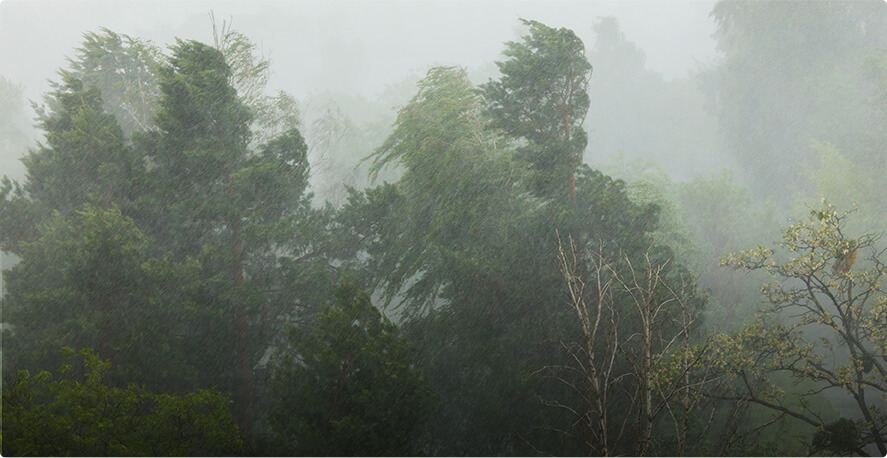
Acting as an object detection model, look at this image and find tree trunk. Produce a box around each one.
[228,169,252,435]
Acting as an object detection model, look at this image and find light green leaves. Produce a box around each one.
[714,201,887,453]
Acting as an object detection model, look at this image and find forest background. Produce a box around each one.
[1,1,886,456]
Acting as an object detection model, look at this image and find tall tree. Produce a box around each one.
[26,76,141,215]
[359,66,518,312]
[480,19,592,200]
[343,57,674,454]
[209,12,303,150]
[134,39,313,433]
[3,30,317,436]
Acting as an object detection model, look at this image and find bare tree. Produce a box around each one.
[549,233,621,455]
[546,232,713,456]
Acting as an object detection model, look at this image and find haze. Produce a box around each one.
[1,1,885,456]
[1,1,716,101]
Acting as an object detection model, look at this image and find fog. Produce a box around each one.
[1,0,724,199]
[0,1,717,101]
[1,1,886,456]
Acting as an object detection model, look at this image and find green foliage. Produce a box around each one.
[52,28,163,136]
[359,66,521,312]
[4,30,321,441]
[805,49,887,235]
[812,418,864,456]
[251,90,302,150]
[714,201,887,455]
[807,142,886,232]
[0,176,41,251]
[599,157,778,330]
[480,19,592,198]
[136,38,313,262]
[2,34,153,251]
[1,348,241,456]
[144,40,251,212]
[209,14,303,149]
[9,16,870,456]
[369,66,498,181]
[342,35,690,453]
[5,75,143,246]
[270,280,436,456]
[210,13,270,110]
[130,41,320,429]
[2,204,202,393]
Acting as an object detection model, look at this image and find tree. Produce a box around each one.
[1,74,143,250]
[480,19,592,200]
[133,39,314,432]
[715,201,887,456]
[1,29,165,251]
[2,348,241,456]
[3,30,318,437]
[48,28,164,137]
[551,233,711,456]
[599,154,785,331]
[807,49,887,235]
[2,25,328,446]
[0,75,37,285]
[344,58,668,454]
[269,280,436,456]
[706,0,887,202]
[361,66,517,314]
[209,12,303,149]
[1,204,208,394]
[46,22,290,141]
[342,65,547,454]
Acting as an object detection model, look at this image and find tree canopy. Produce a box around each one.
[2,348,241,456]
[2,9,885,457]
[270,280,436,456]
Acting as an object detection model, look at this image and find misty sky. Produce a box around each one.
[0,0,718,103]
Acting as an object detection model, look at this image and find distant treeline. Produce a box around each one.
[1,2,886,456]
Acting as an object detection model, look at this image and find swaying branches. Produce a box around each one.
[714,201,887,456]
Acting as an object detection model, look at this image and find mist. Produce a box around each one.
[1,1,886,456]
[0,1,716,97]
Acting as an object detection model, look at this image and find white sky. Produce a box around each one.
[0,0,719,102]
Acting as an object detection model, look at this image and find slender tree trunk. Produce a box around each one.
[228,171,252,434]
[640,320,653,456]
[680,318,691,456]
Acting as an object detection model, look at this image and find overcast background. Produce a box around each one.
[0,0,718,103]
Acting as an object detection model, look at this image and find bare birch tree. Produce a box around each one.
[547,232,713,455]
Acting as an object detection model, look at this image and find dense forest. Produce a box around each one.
[1,1,886,456]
